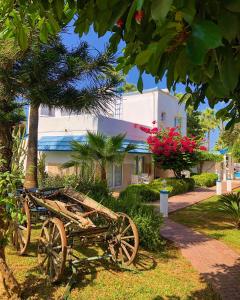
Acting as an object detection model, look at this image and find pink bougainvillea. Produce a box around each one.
[139,125,206,178]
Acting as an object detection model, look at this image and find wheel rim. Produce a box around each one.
[12,200,31,255]
[109,212,139,266]
[38,218,67,283]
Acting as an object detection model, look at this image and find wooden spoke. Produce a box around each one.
[121,240,135,250]
[121,243,131,261]
[12,200,31,255]
[121,235,135,240]
[108,212,139,266]
[38,218,67,283]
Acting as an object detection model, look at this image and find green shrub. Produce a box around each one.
[192,173,217,187]
[119,184,159,202]
[41,175,110,199]
[150,178,195,196]
[102,195,164,251]
[120,178,195,202]
[219,192,240,229]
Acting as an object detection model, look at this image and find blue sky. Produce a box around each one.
[61,25,219,149]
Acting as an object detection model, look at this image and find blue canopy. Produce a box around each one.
[38,135,150,154]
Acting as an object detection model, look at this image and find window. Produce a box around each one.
[174,116,182,127]
[160,112,166,122]
[40,106,55,117]
[107,164,123,187]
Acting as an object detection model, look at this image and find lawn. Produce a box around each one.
[171,195,240,254]
[1,227,218,300]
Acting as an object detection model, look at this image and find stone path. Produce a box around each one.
[159,180,240,300]
[151,180,240,213]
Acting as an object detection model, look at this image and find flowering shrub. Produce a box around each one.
[139,124,206,178]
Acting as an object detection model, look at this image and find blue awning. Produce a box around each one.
[38,135,150,154]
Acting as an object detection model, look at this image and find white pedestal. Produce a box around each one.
[160,190,169,217]
[216,180,222,195]
[227,179,232,192]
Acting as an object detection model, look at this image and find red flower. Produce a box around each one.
[139,126,151,134]
[134,10,144,24]
[152,120,156,125]
[117,18,124,28]
[199,146,207,151]
[150,127,158,134]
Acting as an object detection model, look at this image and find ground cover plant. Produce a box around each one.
[191,173,218,187]
[1,228,218,300]
[171,194,240,254]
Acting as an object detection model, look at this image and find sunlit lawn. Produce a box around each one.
[2,226,218,300]
[171,195,240,254]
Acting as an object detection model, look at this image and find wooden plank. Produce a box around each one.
[62,188,118,221]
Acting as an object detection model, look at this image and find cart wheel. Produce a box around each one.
[38,218,67,283]
[12,200,31,255]
[109,212,139,266]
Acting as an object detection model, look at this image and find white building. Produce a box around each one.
[37,88,187,190]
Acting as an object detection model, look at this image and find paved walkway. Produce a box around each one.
[159,180,240,300]
[151,180,240,213]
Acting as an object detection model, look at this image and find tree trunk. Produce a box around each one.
[0,123,21,299]
[24,104,39,189]
[0,123,13,173]
[100,165,107,182]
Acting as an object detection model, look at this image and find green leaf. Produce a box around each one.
[187,21,223,64]
[225,0,240,12]
[220,48,239,92]
[187,36,208,65]
[137,72,143,92]
[40,22,48,43]
[151,0,173,22]
[54,0,64,20]
[218,9,239,42]
[137,0,144,10]
[126,0,137,31]
[192,21,223,49]
[135,49,153,66]
[181,0,196,24]
[18,26,28,50]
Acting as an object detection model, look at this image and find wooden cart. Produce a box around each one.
[12,188,139,282]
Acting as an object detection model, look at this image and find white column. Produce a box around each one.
[160,190,169,217]
[227,178,232,192]
[216,180,222,195]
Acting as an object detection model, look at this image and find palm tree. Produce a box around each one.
[199,108,219,150]
[63,131,136,182]
[14,38,121,188]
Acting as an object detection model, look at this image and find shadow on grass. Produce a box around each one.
[20,245,158,299]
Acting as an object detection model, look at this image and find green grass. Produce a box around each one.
[171,195,240,254]
[2,226,218,300]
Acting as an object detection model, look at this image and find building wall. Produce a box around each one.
[120,88,187,135]
[43,151,152,191]
[38,114,149,141]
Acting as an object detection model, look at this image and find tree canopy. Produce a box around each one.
[1,1,240,126]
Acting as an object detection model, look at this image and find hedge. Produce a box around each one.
[119,178,195,202]
[191,173,218,187]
